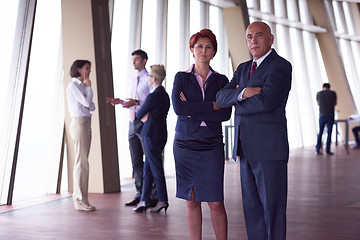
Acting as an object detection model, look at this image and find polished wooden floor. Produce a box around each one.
[1,146,360,240]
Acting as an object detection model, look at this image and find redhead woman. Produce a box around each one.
[172,29,232,240]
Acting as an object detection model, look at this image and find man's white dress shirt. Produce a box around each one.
[130,69,152,115]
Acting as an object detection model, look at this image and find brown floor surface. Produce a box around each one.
[0,146,359,240]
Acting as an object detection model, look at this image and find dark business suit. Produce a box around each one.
[172,67,232,202]
[216,49,292,240]
[136,86,170,202]
[172,68,232,135]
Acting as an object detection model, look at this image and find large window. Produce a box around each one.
[5,0,358,205]
[12,0,64,202]
[332,1,360,110]
[141,0,157,68]
[245,0,358,148]
[0,1,19,116]
[190,0,201,61]
[111,0,132,179]
[111,0,231,178]
[0,0,20,204]
[0,0,65,204]
[164,0,181,174]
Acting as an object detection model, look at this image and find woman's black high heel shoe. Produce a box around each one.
[133,203,148,213]
[150,202,169,213]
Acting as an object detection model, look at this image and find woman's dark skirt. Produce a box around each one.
[173,127,225,202]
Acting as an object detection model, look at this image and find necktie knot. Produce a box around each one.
[250,61,257,78]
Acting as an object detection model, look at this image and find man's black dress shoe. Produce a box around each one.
[125,197,140,206]
[326,151,334,155]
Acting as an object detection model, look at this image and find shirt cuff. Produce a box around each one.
[237,88,246,101]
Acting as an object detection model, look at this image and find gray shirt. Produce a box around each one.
[316,89,336,116]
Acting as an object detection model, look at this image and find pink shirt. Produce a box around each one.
[185,64,214,126]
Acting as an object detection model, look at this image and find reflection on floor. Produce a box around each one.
[0,146,359,240]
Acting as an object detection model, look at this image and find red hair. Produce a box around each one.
[189,29,218,57]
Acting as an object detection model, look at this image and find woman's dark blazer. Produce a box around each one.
[172,68,232,136]
[136,86,170,143]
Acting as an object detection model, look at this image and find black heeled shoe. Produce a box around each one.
[133,203,148,213]
[150,202,169,213]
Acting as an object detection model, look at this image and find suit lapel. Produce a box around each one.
[257,49,277,70]
[203,70,216,90]
[246,49,278,87]
[242,60,253,87]
[187,73,202,94]
[187,65,203,93]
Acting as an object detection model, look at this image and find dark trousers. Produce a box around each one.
[128,119,157,199]
[316,114,334,153]
[353,126,360,145]
[240,155,288,240]
[141,137,168,202]
[128,119,145,197]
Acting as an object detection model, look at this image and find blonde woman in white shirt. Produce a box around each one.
[66,59,96,211]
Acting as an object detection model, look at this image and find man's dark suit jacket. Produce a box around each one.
[136,85,170,143]
[216,49,292,161]
[172,68,232,136]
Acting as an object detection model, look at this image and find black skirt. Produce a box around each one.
[173,127,225,202]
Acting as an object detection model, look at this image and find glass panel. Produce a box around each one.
[61,143,68,192]
[164,0,181,173]
[190,0,200,35]
[167,0,180,84]
[0,0,20,204]
[141,0,157,67]
[111,0,132,179]
[12,0,64,202]
[209,5,221,73]
[336,2,360,110]
[0,1,19,113]
[189,0,200,65]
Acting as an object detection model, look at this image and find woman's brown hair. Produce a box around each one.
[70,60,91,78]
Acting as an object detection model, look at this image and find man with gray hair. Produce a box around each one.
[217,21,292,240]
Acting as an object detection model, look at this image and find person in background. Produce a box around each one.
[172,29,231,240]
[316,83,337,155]
[66,59,96,211]
[133,64,170,213]
[216,21,292,240]
[348,114,360,149]
[352,126,360,149]
[107,49,157,207]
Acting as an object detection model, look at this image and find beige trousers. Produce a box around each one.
[70,117,91,204]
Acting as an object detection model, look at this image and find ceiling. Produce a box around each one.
[199,0,239,8]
